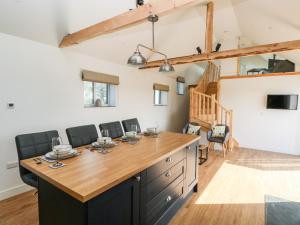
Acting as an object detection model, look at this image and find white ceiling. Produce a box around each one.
[0,0,299,72]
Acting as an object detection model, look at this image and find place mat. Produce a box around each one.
[49,162,66,169]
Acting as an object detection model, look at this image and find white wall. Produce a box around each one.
[0,32,188,199]
[220,76,300,155]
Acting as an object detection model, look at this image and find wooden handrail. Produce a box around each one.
[189,64,235,151]
[189,90,233,134]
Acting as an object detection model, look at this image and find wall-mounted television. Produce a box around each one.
[267,95,298,110]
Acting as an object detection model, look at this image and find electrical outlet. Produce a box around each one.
[7,103,15,109]
[6,161,18,169]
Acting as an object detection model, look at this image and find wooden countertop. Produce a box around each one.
[21,132,200,202]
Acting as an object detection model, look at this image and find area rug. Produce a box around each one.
[265,195,300,225]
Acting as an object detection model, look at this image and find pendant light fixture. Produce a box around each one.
[127,15,174,72]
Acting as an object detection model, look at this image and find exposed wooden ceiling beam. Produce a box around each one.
[205,2,214,53]
[59,0,201,48]
[140,39,300,69]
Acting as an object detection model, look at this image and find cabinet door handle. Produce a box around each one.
[166,157,172,163]
[135,176,141,182]
[165,171,172,177]
[166,195,172,202]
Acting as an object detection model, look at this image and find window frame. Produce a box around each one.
[84,81,117,108]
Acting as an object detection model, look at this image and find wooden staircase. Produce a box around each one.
[189,62,238,151]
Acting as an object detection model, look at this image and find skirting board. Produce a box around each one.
[0,184,33,201]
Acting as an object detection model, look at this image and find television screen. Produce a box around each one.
[267,95,298,110]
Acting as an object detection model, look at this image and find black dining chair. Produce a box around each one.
[207,124,230,158]
[122,118,141,133]
[66,124,98,148]
[99,121,124,139]
[15,130,59,188]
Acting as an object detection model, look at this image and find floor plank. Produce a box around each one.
[0,148,300,225]
[0,190,38,225]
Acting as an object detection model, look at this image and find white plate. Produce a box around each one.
[46,149,78,160]
[92,141,117,148]
[53,144,72,151]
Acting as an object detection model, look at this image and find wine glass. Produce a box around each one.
[131,124,138,135]
[101,129,110,153]
[51,137,63,167]
[153,122,159,138]
[102,129,109,138]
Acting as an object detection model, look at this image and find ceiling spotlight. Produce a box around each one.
[136,0,144,7]
[196,46,202,54]
[214,43,222,52]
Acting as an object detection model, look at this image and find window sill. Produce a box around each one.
[84,105,116,108]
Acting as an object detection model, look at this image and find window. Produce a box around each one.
[84,81,117,107]
[153,83,169,106]
[154,90,168,106]
[82,70,119,108]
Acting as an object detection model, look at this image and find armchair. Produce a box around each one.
[207,124,230,157]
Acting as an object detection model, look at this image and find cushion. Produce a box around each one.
[212,125,226,138]
[187,124,201,135]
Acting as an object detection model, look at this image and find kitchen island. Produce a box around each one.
[21,132,200,225]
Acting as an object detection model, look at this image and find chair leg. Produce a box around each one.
[211,142,215,151]
[222,143,226,158]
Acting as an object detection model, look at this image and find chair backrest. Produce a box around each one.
[66,124,98,148]
[15,130,59,176]
[99,121,124,139]
[122,118,141,133]
[182,122,201,136]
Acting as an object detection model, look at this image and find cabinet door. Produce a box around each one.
[186,142,198,191]
[88,175,140,225]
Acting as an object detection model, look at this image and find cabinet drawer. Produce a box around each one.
[146,176,184,225]
[147,149,185,183]
[147,159,185,201]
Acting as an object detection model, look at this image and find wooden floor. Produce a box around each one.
[1,148,300,225]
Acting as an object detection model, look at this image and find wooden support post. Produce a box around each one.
[205,2,214,53]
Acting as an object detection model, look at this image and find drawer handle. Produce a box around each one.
[165,171,172,177]
[187,146,191,150]
[166,157,172,163]
[135,176,141,182]
[166,196,172,202]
